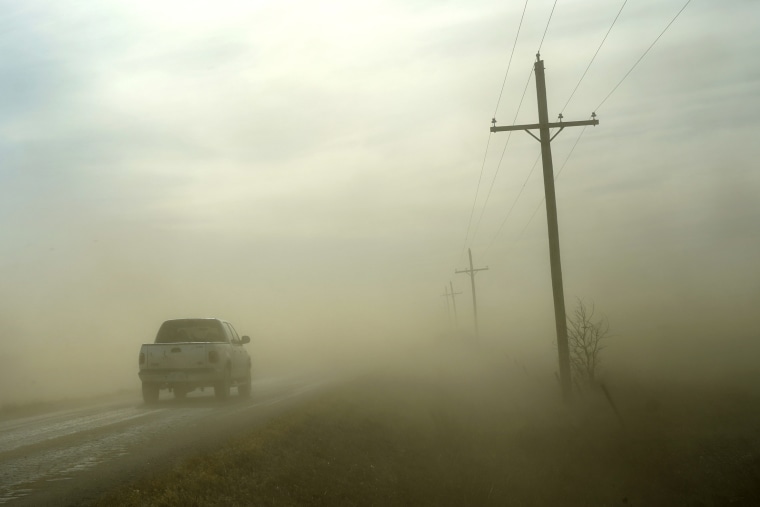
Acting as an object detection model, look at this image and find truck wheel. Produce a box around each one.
[142,383,159,404]
[214,369,231,400]
[238,375,252,398]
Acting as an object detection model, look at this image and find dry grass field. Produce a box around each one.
[92,345,760,506]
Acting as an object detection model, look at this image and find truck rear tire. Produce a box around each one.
[142,382,159,404]
[214,369,231,400]
[238,375,251,398]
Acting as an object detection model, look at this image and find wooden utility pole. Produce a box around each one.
[441,285,452,325]
[455,248,489,341]
[490,54,599,401]
[449,280,462,328]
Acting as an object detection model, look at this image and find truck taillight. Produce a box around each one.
[208,350,219,363]
[139,352,145,365]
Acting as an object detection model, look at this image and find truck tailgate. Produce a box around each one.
[143,343,209,369]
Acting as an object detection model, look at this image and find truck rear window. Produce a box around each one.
[155,320,226,343]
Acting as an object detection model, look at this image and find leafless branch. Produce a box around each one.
[566,298,610,387]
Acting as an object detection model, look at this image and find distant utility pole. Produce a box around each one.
[449,280,462,328]
[490,54,599,402]
[455,248,489,341]
[441,285,452,325]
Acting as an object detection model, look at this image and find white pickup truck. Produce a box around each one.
[138,318,252,404]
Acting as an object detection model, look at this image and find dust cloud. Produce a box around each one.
[2,178,759,410]
[0,222,445,405]
[1,0,759,411]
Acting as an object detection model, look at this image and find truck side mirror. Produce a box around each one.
[241,335,251,344]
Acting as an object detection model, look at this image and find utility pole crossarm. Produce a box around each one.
[454,267,489,275]
[490,119,598,132]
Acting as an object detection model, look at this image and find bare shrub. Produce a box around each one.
[567,298,610,387]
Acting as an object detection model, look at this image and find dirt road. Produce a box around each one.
[0,375,329,506]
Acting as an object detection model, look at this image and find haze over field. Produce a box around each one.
[1,0,759,404]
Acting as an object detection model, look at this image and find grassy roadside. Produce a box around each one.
[92,347,760,506]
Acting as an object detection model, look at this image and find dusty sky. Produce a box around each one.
[1,0,759,402]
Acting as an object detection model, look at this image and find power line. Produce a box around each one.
[458,132,493,265]
[493,0,531,117]
[537,0,559,54]
[471,66,534,247]
[596,0,692,112]
[561,0,628,114]
[457,0,533,266]
[511,0,692,245]
[519,197,545,241]
[554,125,589,180]
[484,149,542,256]
[466,0,565,260]
[472,0,692,266]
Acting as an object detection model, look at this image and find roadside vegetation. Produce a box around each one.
[567,298,611,388]
[92,346,760,506]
